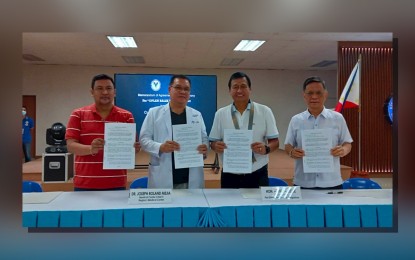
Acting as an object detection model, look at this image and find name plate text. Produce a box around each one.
[260,186,302,200]
[128,188,173,204]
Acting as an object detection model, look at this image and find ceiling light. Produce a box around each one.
[233,40,266,51]
[107,36,137,48]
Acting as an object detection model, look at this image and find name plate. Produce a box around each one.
[260,186,302,200]
[128,188,172,204]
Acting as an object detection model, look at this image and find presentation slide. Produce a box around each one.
[114,74,217,135]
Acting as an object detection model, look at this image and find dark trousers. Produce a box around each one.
[22,142,31,162]
[221,165,269,189]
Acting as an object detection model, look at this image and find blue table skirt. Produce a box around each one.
[23,204,392,228]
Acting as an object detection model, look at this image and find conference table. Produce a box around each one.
[23,188,393,229]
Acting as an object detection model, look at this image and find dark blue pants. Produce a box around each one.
[22,142,31,162]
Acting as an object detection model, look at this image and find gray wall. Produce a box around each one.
[23,64,337,155]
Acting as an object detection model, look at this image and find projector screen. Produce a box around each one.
[114,74,217,135]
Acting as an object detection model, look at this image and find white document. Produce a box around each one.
[173,124,204,169]
[301,128,334,173]
[223,129,253,174]
[240,188,261,199]
[103,123,136,169]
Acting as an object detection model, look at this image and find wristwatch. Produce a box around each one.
[264,145,270,154]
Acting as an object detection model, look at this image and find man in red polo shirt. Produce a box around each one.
[65,74,140,191]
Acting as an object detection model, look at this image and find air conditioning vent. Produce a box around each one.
[122,56,145,64]
[220,58,244,66]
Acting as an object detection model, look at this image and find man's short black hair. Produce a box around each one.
[169,74,191,86]
[91,74,115,89]
[303,76,326,91]
[228,72,251,89]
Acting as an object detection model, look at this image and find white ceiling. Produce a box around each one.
[22,32,392,70]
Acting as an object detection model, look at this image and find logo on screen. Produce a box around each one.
[151,79,161,91]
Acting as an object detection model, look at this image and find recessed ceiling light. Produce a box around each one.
[233,40,266,51]
[107,36,137,48]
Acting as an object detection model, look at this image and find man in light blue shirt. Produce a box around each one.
[284,76,353,189]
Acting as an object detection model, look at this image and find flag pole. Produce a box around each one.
[358,54,362,171]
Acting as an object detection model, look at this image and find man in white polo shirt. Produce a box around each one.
[209,72,280,188]
[284,76,353,189]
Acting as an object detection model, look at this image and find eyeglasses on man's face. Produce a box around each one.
[304,91,324,97]
[172,85,191,93]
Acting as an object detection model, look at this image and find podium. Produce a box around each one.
[42,153,74,182]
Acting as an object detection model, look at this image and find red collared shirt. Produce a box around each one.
[65,104,135,189]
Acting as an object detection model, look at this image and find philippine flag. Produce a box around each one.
[334,61,360,113]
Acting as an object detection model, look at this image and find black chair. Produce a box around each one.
[23,181,43,193]
[342,178,382,189]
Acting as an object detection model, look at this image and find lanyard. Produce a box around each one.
[231,102,254,130]
[231,102,256,162]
